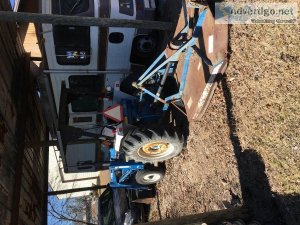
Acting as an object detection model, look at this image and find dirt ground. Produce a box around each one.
[149,1,300,224]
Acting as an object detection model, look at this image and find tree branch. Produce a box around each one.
[48,200,97,225]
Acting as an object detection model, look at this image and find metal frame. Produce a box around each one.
[109,161,147,189]
[133,7,213,111]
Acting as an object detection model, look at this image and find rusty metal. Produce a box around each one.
[171,102,188,117]
[187,8,195,39]
[166,3,228,121]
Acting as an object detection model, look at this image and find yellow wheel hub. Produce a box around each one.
[139,142,169,158]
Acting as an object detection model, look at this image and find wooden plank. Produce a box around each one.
[0,205,11,225]
[0,0,11,12]
[0,128,17,223]
[10,54,30,225]
[0,51,14,89]
[0,23,18,71]
[0,82,17,132]
[22,23,41,58]
[0,11,175,31]
[19,187,42,225]
[140,207,249,225]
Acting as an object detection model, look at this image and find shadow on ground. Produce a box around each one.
[220,75,300,225]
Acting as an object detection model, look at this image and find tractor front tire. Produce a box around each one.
[122,126,184,163]
[135,166,165,185]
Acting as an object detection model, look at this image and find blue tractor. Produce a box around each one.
[37,0,227,190]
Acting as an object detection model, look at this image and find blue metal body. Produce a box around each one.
[121,98,161,124]
[106,98,162,189]
[134,9,211,111]
[109,148,117,160]
[109,161,148,189]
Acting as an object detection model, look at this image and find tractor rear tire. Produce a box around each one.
[122,126,184,163]
[135,166,165,185]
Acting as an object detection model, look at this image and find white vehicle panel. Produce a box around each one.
[105,0,137,87]
[110,0,137,19]
[41,0,99,71]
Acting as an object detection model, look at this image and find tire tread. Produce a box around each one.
[122,125,184,163]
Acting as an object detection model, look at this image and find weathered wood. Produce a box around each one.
[0,3,47,225]
[140,207,250,225]
[10,53,30,225]
[20,23,41,58]
[0,11,176,31]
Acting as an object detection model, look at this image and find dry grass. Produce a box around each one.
[227,21,300,195]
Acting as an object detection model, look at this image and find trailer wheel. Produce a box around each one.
[135,166,165,185]
[122,126,184,163]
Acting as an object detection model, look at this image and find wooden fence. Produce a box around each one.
[0,1,47,225]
